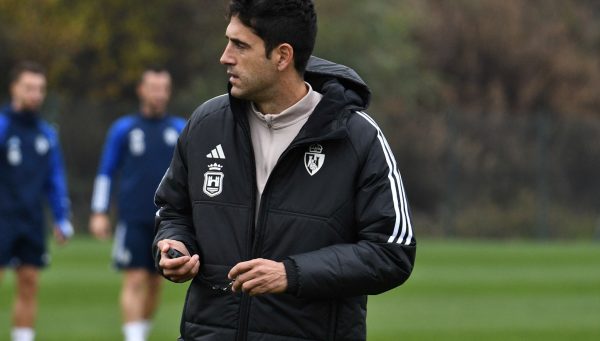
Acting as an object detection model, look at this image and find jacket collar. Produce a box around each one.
[2,104,40,126]
[230,56,371,142]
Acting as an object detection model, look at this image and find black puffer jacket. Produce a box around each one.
[154,56,416,341]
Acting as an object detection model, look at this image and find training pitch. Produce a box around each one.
[1,237,599,340]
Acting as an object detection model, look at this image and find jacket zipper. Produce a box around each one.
[236,117,256,341]
[235,110,347,341]
[251,133,343,258]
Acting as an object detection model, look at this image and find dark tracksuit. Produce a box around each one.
[154,57,416,340]
[0,105,71,267]
[91,113,186,269]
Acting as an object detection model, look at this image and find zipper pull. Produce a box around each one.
[266,116,273,129]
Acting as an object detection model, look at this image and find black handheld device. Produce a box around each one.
[167,247,185,259]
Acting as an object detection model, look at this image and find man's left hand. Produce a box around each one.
[53,226,68,245]
[228,258,287,296]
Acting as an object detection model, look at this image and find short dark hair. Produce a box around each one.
[139,66,171,85]
[227,0,317,75]
[10,61,46,84]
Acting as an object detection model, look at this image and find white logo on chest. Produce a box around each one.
[203,163,224,197]
[35,135,50,155]
[129,128,145,156]
[304,144,325,176]
[163,127,179,146]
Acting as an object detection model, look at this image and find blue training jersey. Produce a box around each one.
[0,105,73,236]
[91,112,186,223]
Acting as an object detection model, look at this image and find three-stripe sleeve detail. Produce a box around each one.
[356,111,414,245]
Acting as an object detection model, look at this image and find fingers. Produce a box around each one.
[89,215,111,241]
[53,228,68,246]
[157,239,198,283]
[234,277,273,296]
[162,254,200,283]
[158,239,190,256]
[159,253,191,269]
[228,259,257,280]
[228,258,287,295]
[157,240,172,253]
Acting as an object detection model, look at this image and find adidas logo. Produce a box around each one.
[206,144,226,159]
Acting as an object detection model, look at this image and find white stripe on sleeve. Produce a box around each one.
[356,111,414,245]
[91,175,111,213]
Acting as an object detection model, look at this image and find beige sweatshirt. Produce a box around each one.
[248,83,323,212]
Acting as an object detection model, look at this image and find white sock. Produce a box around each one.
[141,320,152,339]
[11,327,35,341]
[123,321,146,341]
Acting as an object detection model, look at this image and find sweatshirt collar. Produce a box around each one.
[249,82,322,130]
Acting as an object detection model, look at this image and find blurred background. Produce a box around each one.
[1,0,599,340]
[2,0,600,239]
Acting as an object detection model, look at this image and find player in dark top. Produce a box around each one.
[89,68,185,341]
[0,61,74,341]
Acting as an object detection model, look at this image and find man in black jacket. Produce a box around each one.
[153,1,416,340]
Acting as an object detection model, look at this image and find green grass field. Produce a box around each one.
[1,238,599,340]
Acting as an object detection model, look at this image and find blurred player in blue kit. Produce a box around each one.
[0,61,74,341]
[89,67,186,341]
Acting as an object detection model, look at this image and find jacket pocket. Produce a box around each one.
[192,201,251,265]
[249,295,335,340]
[196,263,235,293]
[184,264,240,328]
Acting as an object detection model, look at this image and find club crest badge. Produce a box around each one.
[35,135,50,155]
[163,127,179,146]
[304,144,325,176]
[203,163,224,197]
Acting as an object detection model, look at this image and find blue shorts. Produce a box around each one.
[112,220,157,272]
[0,219,48,268]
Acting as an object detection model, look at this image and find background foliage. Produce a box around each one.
[1,0,599,238]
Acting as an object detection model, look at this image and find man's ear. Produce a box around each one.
[274,43,294,71]
[136,83,144,99]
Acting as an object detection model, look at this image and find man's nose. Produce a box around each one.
[220,44,234,65]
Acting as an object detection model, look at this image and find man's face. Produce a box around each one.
[220,16,279,102]
[138,71,171,117]
[10,71,46,112]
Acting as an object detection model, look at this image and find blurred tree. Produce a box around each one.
[414,0,600,115]
[0,1,158,99]
[410,0,600,236]
[0,0,228,102]
[315,0,441,113]
[1,0,598,238]
[315,0,445,214]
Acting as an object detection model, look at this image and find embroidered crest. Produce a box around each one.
[163,127,179,146]
[35,135,50,155]
[304,144,325,176]
[203,163,224,197]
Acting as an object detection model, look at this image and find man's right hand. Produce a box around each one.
[157,239,200,283]
[89,213,111,240]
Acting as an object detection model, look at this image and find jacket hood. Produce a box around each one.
[305,56,371,111]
